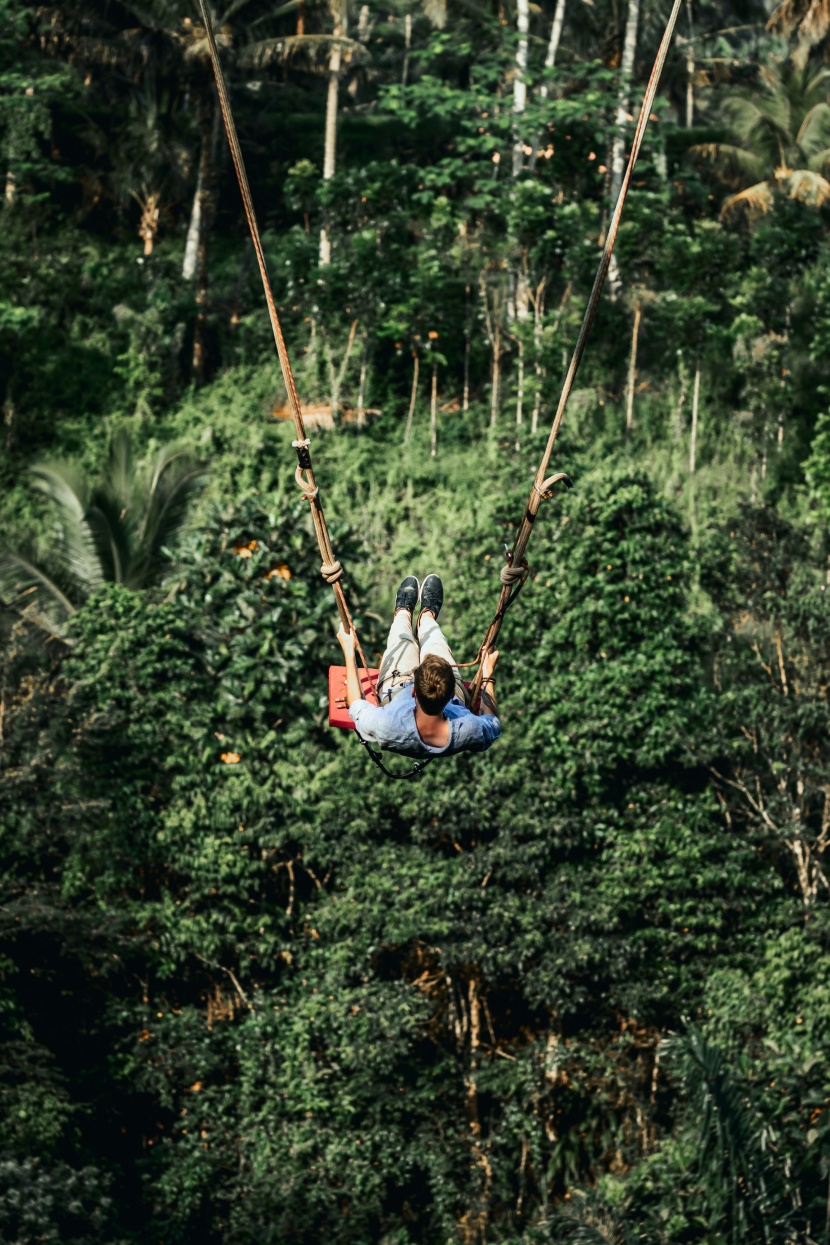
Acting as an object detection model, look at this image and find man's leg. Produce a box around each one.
[417,574,467,703]
[376,576,421,704]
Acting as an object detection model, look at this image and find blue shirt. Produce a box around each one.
[349,683,501,759]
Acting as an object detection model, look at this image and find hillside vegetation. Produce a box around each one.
[2,0,830,1240]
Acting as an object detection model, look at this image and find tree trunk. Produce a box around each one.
[684,0,694,128]
[511,0,529,177]
[463,282,471,414]
[529,0,566,171]
[608,0,640,301]
[674,350,687,440]
[191,99,219,384]
[182,168,202,281]
[514,335,524,451]
[319,6,346,267]
[402,11,412,86]
[530,282,546,435]
[689,355,700,475]
[460,974,493,1245]
[610,0,640,206]
[3,388,14,451]
[762,414,769,480]
[404,349,419,445]
[625,302,641,441]
[430,358,438,458]
[357,334,368,429]
[323,318,358,419]
[490,328,501,430]
[5,169,16,205]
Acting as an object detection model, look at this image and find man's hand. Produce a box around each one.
[337,622,362,708]
[481,649,499,680]
[337,622,356,656]
[479,649,499,717]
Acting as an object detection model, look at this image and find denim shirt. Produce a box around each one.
[349,683,501,759]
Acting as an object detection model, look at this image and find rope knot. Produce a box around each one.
[500,560,529,587]
[320,560,343,584]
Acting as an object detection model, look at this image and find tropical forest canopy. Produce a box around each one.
[2,0,830,1240]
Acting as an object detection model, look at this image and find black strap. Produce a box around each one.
[354,727,434,782]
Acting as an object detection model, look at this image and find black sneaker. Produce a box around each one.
[419,573,444,623]
[394,575,420,616]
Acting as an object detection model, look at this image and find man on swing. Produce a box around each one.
[336,574,501,759]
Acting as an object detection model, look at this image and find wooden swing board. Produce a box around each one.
[328,666,380,730]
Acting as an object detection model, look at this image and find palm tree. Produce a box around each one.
[768,0,830,65]
[234,0,364,267]
[0,432,205,639]
[661,1026,790,1242]
[693,60,830,221]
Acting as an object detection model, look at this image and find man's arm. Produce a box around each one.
[336,623,363,708]
[477,648,499,717]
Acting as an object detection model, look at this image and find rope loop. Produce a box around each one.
[294,465,319,500]
[320,560,343,584]
[535,471,573,500]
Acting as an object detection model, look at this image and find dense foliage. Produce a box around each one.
[2,0,830,1240]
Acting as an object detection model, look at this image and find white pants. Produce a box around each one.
[376,611,467,705]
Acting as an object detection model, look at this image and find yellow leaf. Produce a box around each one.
[266,562,292,581]
[220,752,241,764]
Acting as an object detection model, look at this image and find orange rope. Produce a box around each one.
[197,0,369,673]
[468,0,684,706]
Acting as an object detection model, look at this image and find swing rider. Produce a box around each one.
[336,574,502,759]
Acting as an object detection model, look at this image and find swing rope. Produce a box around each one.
[200,0,683,770]
[197,0,371,677]
[468,0,684,706]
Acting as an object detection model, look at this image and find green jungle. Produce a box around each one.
[2,0,830,1240]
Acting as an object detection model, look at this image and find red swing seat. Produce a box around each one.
[328,666,380,729]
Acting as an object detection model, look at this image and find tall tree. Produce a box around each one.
[607,0,640,299]
[511,0,530,177]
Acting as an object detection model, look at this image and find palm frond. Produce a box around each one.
[29,463,105,594]
[796,102,830,159]
[106,427,135,514]
[661,1026,790,1241]
[549,1219,619,1244]
[134,448,207,587]
[221,0,299,26]
[721,181,775,221]
[84,498,133,585]
[768,0,830,48]
[807,144,830,174]
[785,167,830,205]
[691,143,767,187]
[423,0,448,29]
[237,33,364,70]
[721,88,790,163]
[0,551,77,638]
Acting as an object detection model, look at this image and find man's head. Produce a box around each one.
[414,654,456,716]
